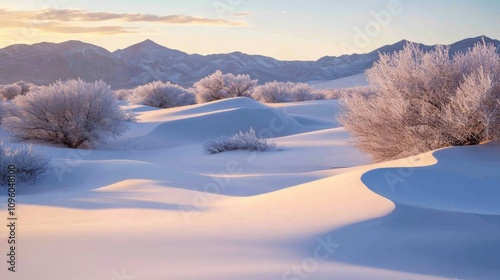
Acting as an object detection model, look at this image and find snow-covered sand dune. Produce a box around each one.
[0,97,498,279]
[363,144,500,215]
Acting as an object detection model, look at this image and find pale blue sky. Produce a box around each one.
[1,0,498,60]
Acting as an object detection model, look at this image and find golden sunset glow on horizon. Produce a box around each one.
[0,1,499,60]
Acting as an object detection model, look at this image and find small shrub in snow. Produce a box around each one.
[195,70,258,103]
[0,101,5,124]
[123,109,137,122]
[131,81,195,108]
[316,86,374,100]
[0,84,22,100]
[0,142,50,185]
[16,81,33,95]
[252,81,319,103]
[203,128,277,154]
[3,79,128,148]
[0,81,34,100]
[288,82,317,101]
[252,81,292,103]
[339,41,500,162]
[114,88,134,101]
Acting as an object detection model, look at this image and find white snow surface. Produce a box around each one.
[0,97,499,280]
[310,73,369,89]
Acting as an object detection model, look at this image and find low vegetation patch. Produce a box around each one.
[195,70,258,103]
[204,128,278,154]
[0,81,33,101]
[130,81,195,108]
[2,79,128,148]
[0,142,50,185]
[252,81,324,103]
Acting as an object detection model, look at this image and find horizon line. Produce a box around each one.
[0,35,497,62]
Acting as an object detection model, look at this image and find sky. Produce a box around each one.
[0,0,499,60]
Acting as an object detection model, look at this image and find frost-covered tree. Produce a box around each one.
[2,79,129,148]
[195,70,257,103]
[225,73,257,97]
[339,42,500,162]
[195,70,227,103]
[0,142,50,185]
[131,81,195,108]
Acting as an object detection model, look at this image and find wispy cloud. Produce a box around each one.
[233,11,252,17]
[0,8,246,35]
[36,9,246,26]
[37,23,137,34]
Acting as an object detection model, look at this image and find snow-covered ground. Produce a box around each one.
[1,97,499,280]
[309,73,369,89]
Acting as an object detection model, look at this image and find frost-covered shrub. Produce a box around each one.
[0,142,50,185]
[317,86,374,100]
[2,79,128,148]
[114,88,134,101]
[252,81,292,103]
[0,81,34,100]
[203,128,277,154]
[122,109,137,122]
[131,81,195,108]
[195,70,258,103]
[288,82,317,101]
[0,101,5,124]
[252,81,319,103]
[339,42,500,162]
[16,81,32,95]
[0,84,22,100]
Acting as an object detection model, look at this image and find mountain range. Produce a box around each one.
[0,36,498,89]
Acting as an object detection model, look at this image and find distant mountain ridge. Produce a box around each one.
[0,36,498,89]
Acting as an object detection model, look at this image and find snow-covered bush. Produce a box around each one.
[114,88,134,101]
[131,81,195,108]
[195,70,258,103]
[339,42,500,162]
[16,81,32,95]
[317,86,374,100]
[289,83,319,101]
[252,81,292,103]
[203,128,277,154]
[2,79,129,148]
[0,84,22,100]
[0,101,5,124]
[0,82,39,124]
[252,81,319,103]
[122,109,137,122]
[0,81,34,100]
[0,142,50,185]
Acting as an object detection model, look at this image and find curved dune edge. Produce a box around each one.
[361,143,500,215]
